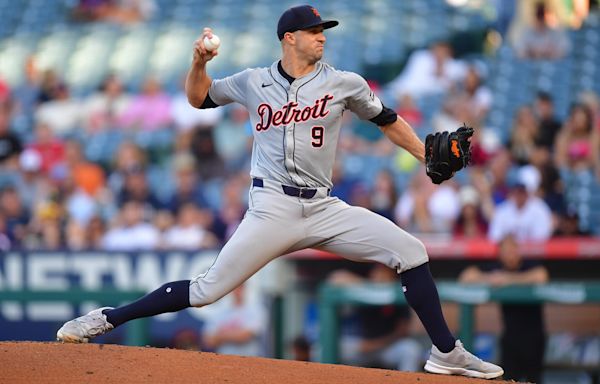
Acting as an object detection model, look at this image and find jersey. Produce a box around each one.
[207,61,383,189]
[188,60,428,310]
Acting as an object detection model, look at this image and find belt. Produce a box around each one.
[252,177,328,199]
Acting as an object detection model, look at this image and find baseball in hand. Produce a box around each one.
[203,34,220,51]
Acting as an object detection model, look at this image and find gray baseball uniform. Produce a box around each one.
[189,61,428,307]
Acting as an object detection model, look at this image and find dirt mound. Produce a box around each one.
[0,342,513,383]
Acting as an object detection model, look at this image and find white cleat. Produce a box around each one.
[424,339,504,379]
[56,307,115,343]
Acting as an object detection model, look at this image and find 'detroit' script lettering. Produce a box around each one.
[255,94,334,131]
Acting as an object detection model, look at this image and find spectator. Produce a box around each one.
[54,140,106,197]
[153,209,174,240]
[488,169,553,242]
[212,105,251,170]
[553,210,590,237]
[395,169,460,234]
[29,122,65,175]
[211,174,247,242]
[477,149,512,205]
[370,170,398,221]
[101,200,160,250]
[0,103,22,169]
[71,0,109,21]
[451,64,493,126]
[108,141,147,194]
[163,153,209,213]
[533,91,562,151]
[65,218,89,250]
[467,127,502,168]
[0,77,10,105]
[453,186,489,238]
[395,94,423,129]
[329,264,422,372]
[28,184,64,248]
[170,77,223,134]
[103,0,157,24]
[579,91,600,131]
[459,235,548,383]
[14,149,51,213]
[37,69,63,104]
[577,91,600,180]
[0,186,31,248]
[0,212,11,251]
[190,128,226,181]
[507,105,539,166]
[35,83,82,137]
[554,103,595,171]
[82,74,131,133]
[118,76,171,131]
[329,160,359,203]
[116,165,161,213]
[514,1,570,60]
[87,215,107,249]
[162,203,218,250]
[532,161,564,231]
[395,171,434,233]
[11,56,41,132]
[388,40,466,99]
[72,0,156,24]
[202,283,267,357]
[38,217,63,250]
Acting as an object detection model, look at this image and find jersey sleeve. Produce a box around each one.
[207,68,254,107]
[344,72,383,120]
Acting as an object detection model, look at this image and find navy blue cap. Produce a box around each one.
[277,5,338,40]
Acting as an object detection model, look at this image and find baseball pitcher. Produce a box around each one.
[58,5,502,379]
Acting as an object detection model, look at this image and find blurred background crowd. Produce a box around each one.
[0,0,599,252]
[1,0,600,383]
[0,0,600,383]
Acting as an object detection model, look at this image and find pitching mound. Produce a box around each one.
[1,342,514,383]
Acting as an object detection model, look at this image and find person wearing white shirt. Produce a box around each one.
[488,183,553,243]
[202,284,266,357]
[162,203,218,250]
[102,200,160,250]
[388,41,467,99]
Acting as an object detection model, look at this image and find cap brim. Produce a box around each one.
[302,20,339,31]
[321,20,339,30]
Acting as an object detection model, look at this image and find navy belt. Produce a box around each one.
[252,178,326,199]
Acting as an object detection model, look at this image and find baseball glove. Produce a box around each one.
[425,124,474,184]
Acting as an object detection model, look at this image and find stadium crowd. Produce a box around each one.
[1,1,599,253]
[1,69,598,252]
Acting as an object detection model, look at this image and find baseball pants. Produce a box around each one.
[189,178,429,306]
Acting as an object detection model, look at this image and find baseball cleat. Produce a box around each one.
[424,339,504,379]
[56,307,115,343]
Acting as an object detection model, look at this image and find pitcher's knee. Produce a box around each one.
[188,279,225,307]
[401,238,429,271]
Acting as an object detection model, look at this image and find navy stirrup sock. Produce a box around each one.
[401,263,456,353]
[103,280,192,328]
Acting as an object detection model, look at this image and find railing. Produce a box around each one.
[0,289,149,346]
[318,282,600,363]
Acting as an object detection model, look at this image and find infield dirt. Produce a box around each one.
[0,341,520,383]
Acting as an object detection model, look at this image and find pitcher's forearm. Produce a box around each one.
[380,116,425,163]
[185,60,212,108]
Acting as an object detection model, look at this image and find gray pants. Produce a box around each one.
[190,179,429,306]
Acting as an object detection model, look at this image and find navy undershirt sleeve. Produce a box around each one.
[199,94,219,109]
[370,104,398,126]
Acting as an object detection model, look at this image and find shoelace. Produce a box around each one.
[455,341,484,362]
[74,314,110,334]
